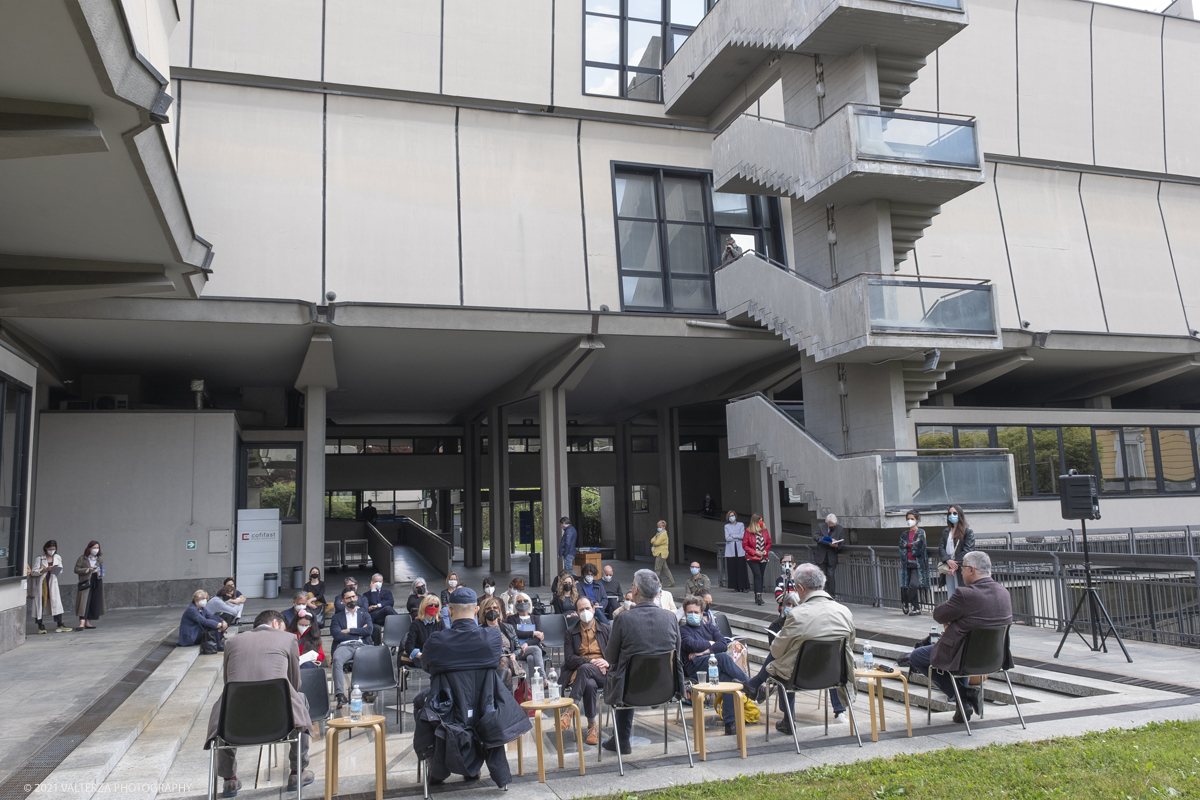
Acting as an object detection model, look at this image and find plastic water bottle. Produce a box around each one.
[930,625,941,645]
[547,667,560,701]
[349,685,363,722]
[863,641,875,671]
[708,654,719,685]
[531,668,545,703]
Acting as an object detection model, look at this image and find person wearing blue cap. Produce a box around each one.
[418,586,503,674]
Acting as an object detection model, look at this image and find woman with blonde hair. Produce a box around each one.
[651,519,675,588]
[403,593,445,670]
[551,569,580,615]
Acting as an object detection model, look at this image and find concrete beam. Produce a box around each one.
[936,350,1034,395]
[488,406,510,573]
[458,336,603,424]
[0,254,175,308]
[294,333,338,390]
[1051,356,1200,402]
[0,97,107,160]
[540,386,569,585]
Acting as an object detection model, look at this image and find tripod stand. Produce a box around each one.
[1054,518,1132,663]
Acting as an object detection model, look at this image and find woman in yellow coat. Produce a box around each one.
[651,519,675,588]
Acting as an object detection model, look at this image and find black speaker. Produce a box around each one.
[1059,471,1100,520]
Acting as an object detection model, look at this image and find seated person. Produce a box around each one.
[439,572,460,626]
[179,590,227,649]
[685,563,711,598]
[220,578,247,621]
[481,576,498,601]
[599,565,622,616]
[405,594,446,670]
[502,577,525,617]
[744,564,854,733]
[700,592,718,626]
[287,608,325,669]
[305,567,327,610]
[551,570,579,616]
[406,577,428,616]
[678,596,749,735]
[907,551,1012,724]
[611,590,635,619]
[504,592,547,678]
[572,565,611,624]
[415,587,524,789]
[653,585,679,617]
[333,577,358,614]
[206,584,243,626]
[283,591,319,629]
[330,586,373,706]
[773,555,798,616]
[479,597,521,691]
[559,596,609,745]
[362,573,398,645]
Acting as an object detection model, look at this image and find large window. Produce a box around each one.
[0,379,29,581]
[325,437,461,454]
[583,0,718,102]
[242,444,301,523]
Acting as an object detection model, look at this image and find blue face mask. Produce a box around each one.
[948,513,959,524]
[690,567,700,575]
[685,613,702,626]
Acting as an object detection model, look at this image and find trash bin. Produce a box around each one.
[263,572,279,599]
[292,566,303,590]
[528,552,542,588]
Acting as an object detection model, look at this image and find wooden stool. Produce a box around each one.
[517,697,585,783]
[854,668,912,742]
[324,714,386,800]
[689,681,747,760]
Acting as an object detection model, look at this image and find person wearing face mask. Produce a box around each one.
[503,592,547,677]
[597,565,622,616]
[306,567,327,611]
[407,578,428,615]
[287,608,325,669]
[679,597,750,736]
[503,577,526,617]
[552,569,580,616]
[685,561,711,598]
[30,539,68,634]
[576,563,608,617]
[207,585,244,629]
[558,596,610,745]
[439,572,460,626]
[178,590,226,649]
[744,513,774,605]
[74,540,104,630]
[481,576,498,601]
[772,555,798,620]
[282,591,316,629]
[724,511,749,593]
[899,510,930,615]
[330,587,373,706]
[611,590,635,618]
[362,572,398,645]
[702,492,718,519]
[650,519,675,588]
[700,592,719,626]
[405,594,446,672]
[333,577,358,615]
[479,597,521,691]
[939,505,975,599]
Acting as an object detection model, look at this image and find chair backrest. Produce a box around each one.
[299,667,330,722]
[958,625,1009,676]
[714,612,733,640]
[536,614,567,647]
[382,613,412,648]
[350,645,399,692]
[217,679,294,745]
[622,651,679,707]
[788,637,847,692]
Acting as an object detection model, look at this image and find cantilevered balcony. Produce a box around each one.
[714,106,985,207]
[663,0,966,119]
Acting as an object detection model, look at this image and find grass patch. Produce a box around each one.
[597,721,1200,800]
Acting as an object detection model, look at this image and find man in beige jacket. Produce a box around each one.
[743,563,856,734]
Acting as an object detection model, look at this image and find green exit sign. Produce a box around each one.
[185,540,197,551]
[0,547,7,558]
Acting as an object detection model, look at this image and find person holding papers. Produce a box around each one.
[812,513,845,599]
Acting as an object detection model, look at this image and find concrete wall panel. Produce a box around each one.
[324,0,441,94]
[168,0,191,67]
[1158,182,1200,330]
[459,110,586,309]
[1016,0,1092,164]
[1163,17,1200,178]
[326,96,459,305]
[179,82,323,301]
[1091,5,1164,173]
[937,0,1017,154]
[993,164,1105,332]
[901,52,937,114]
[1080,174,1185,336]
[442,0,553,107]
[191,0,322,81]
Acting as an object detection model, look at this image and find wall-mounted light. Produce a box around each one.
[922,348,941,373]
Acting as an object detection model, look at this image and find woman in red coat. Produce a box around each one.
[743,513,773,606]
[287,608,325,669]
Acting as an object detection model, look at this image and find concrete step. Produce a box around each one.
[96,648,224,800]
[28,646,202,800]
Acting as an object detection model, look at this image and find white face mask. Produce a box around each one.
[484,586,495,595]
[198,599,208,608]
[295,604,305,612]
[298,624,310,633]
[602,574,612,582]
[579,609,594,624]
[622,600,634,609]
[908,519,918,529]
[584,576,593,584]
[372,582,382,591]
[448,580,458,589]
[46,549,55,556]
[90,548,99,556]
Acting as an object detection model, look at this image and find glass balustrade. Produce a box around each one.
[882,455,1014,512]
[853,108,978,168]
[868,279,995,335]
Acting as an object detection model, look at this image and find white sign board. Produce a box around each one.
[236,508,281,599]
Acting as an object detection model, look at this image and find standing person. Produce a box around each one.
[899,510,929,616]
[702,493,718,518]
[939,505,975,599]
[651,519,675,588]
[558,516,578,575]
[287,609,325,669]
[30,540,68,634]
[362,499,378,524]
[743,513,773,606]
[812,513,844,599]
[74,540,104,630]
[724,511,748,593]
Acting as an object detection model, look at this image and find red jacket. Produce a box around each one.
[296,631,325,666]
[743,526,772,562]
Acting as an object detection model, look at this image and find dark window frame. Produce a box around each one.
[0,375,31,583]
[240,442,303,524]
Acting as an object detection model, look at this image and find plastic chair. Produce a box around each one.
[713,611,734,640]
[207,678,301,800]
[928,624,1025,735]
[536,614,568,664]
[604,650,694,776]
[299,668,331,735]
[764,636,861,753]
[351,645,401,725]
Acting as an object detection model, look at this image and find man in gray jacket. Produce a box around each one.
[602,569,684,754]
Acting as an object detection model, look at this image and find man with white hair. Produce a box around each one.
[907,551,1011,724]
[743,563,856,733]
[812,513,845,598]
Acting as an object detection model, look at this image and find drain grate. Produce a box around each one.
[0,637,176,800]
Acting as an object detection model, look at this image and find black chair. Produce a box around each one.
[604,651,694,776]
[299,668,331,736]
[714,611,734,640]
[382,614,414,722]
[764,636,861,752]
[928,624,1025,735]
[536,614,568,665]
[351,645,402,725]
[207,678,301,800]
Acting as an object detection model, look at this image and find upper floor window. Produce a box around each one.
[583,0,718,102]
